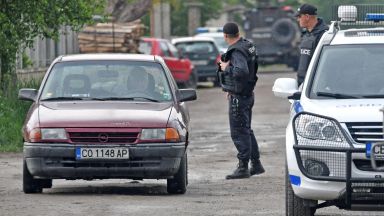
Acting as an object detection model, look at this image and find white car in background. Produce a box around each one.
[273,5,384,216]
[195,32,228,53]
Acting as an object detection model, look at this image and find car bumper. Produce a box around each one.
[24,142,186,180]
[195,66,217,81]
[286,117,384,210]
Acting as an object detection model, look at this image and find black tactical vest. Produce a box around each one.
[218,38,258,95]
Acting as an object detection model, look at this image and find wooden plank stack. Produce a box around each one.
[78,20,146,53]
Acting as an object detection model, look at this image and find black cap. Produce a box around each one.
[223,22,239,35]
[294,4,317,17]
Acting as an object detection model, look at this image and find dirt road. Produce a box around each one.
[0,72,381,216]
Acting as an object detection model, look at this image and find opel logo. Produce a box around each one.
[98,133,109,143]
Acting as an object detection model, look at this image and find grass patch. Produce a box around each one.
[0,79,40,152]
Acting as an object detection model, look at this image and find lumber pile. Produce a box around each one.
[78,20,146,53]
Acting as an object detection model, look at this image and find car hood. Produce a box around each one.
[301,99,384,122]
[38,101,173,128]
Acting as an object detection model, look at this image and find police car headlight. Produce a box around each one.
[295,114,343,142]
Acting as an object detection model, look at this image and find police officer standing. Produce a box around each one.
[218,22,264,179]
[295,4,328,86]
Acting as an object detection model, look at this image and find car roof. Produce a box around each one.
[195,32,223,37]
[171,36,217,44]
[59,53,157,62]
[330,27,384,45]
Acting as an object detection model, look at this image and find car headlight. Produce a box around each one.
[295,114,343,142]
[41,128,68,140]
[140,128,180,142]
[28,128,68,142]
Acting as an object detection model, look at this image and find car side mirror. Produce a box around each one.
[18,88,38,102]
[272,78,300,99]
[178,89,197,102]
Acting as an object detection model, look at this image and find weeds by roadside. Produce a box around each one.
[0,79,40,152]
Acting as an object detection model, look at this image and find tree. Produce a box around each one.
[107,0,152,22]
[0,0,105,93]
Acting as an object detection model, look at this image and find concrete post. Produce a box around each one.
[151,1,171,39]
[185,1,203,36]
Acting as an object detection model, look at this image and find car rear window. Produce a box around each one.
[138,41,152,55]
[41,61,173,102]
[174,41,217,54]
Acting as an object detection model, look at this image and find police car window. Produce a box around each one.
[310,45,384,98]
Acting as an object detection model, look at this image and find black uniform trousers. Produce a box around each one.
[228,93,260,162]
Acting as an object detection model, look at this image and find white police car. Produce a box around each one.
[195,27,228,53]
[273,5,384,215]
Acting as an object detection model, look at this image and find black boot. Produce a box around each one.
[226,160,250,180]
[250,159,265,175]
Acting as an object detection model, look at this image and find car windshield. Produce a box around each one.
[310,45,384,99]
[40,60,173,102]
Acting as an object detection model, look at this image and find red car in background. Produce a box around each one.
[139,38,197,89]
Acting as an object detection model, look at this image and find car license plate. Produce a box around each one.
[76,147,129,160]
[191,60,208,66]
[366,143,384,159]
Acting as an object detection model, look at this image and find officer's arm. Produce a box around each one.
[223,50,249,78]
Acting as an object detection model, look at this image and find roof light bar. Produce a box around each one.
[365,13,384,22]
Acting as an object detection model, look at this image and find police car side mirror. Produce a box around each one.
[272,78,299,99]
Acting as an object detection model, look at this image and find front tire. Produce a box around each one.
[286,167,316,216]
[23,160,52,193]
[167,153,187,194]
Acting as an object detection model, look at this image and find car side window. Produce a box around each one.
[167,42,180,58]
[160,41,171,57]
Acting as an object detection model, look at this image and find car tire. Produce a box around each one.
[272,18,299,45]
[286,166,316,216]
[167,153,187,194]
[23,160,44,194]
[184,69,198,89]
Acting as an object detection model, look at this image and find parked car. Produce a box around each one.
[273,5,384,215]
[139,37,197,89]
[19,53,197,194]
[172,37,221,85]
[195,31,228,53]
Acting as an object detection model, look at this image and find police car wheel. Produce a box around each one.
[285,166,316,216]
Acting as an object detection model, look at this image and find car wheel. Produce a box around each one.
[23,160,44,193]
[286,166,316,216]
[272,18,299,45]
[184,70,198,89]
[167,153,187,194]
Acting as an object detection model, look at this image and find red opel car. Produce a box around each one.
[139,37,197,89]
[18,54,197,194]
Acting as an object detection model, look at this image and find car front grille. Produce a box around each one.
[345,122,384,144]
[67,129,140,144]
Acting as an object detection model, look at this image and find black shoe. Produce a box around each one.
[226,160,250,180]
[250,160,265,176]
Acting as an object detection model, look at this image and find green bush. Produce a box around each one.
[0,79,40,152]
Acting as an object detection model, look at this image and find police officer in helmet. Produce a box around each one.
[218,22,265,179]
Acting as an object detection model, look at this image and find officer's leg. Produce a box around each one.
[248,95,265,175]
[226,96,251,179]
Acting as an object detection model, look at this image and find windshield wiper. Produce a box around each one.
[361,95,384,98]
[98,97,160,102]
[316,92,360,99]
[41,97,84,101]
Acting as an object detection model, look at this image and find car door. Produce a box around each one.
[160,40,186,82]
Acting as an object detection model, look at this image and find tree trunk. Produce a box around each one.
[107,0,152,22]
